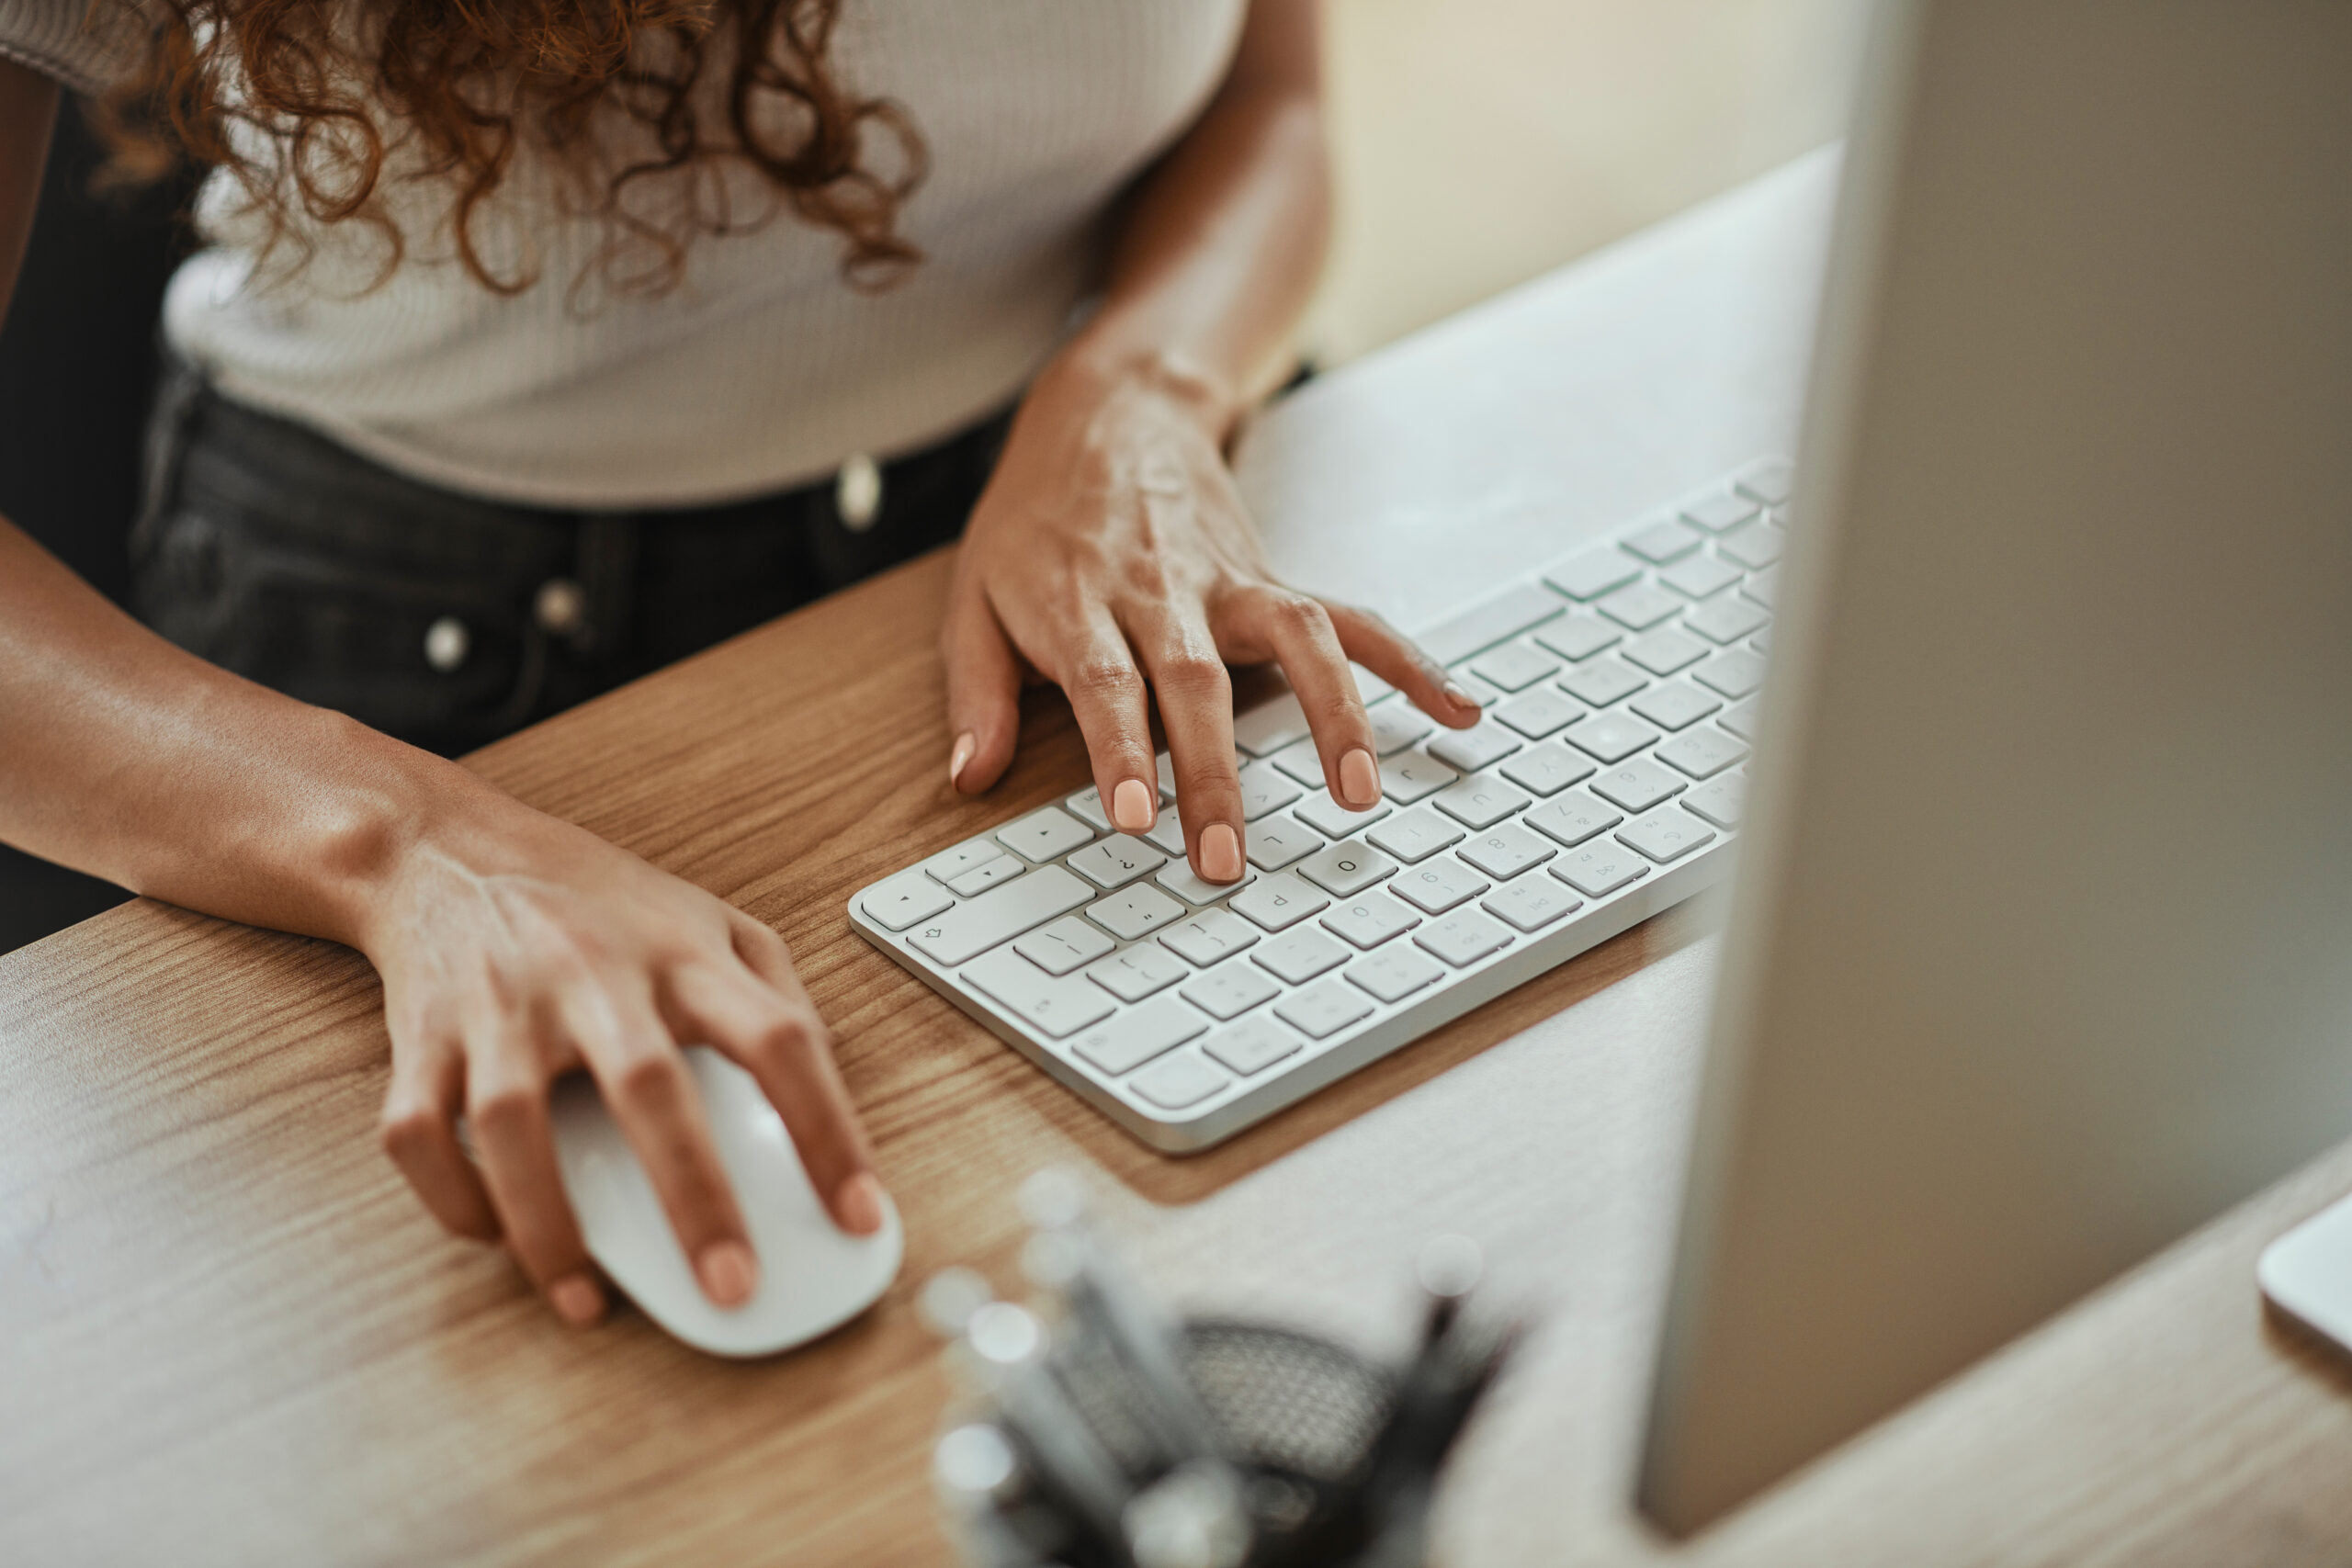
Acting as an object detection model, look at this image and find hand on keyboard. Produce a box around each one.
[939,356,1481,886]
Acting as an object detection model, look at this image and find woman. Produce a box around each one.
[0,0,1476,1326]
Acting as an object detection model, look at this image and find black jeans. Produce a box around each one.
[131,355,1010,756]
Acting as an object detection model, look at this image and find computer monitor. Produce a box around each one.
[1636,0,2352,1534]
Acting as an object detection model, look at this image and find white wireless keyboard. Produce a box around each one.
[848,459,1790,1151]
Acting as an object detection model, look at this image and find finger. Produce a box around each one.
[941,580,1023,795]
[1322,600,1483,729]
[562,975,756,1310]
[465,1019,605,1326]
[668,930,887,1238]
[1130,604,1247,882]
[1048,614,1161,839]
[379,1030,499,1242]
[1219,586,1383,813]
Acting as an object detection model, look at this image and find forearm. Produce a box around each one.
[1059,0,1330,436]
[0,518,494,949]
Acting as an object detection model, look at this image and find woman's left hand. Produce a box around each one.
[940,349,1481,886]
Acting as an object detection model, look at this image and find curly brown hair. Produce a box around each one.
[92,0,927,296]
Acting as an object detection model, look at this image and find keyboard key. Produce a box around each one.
[1231,872,1330,931]
[1559,659,1647,708]
[1233,694,1310,757]
[909,866,1091,966]
[1541,547,1643,603]
[1483,878,1582,932]
[1685,595,1770,646]
[1680,491,1762,533]
[1298,840,1399,897]
[1620,809,1717,864]
[1368,702,1437,756]
[1085,943,1188,1002]
[1458,821,1555,881]
[1533,615,1623,662]
[1274,977,1374,1040]
[1351,665,1396,704]
[1294,791,1390,839]
[1069,836,1167,889]
[1659,553,1743,600]
[1245,813,1323,872]
[1720,698,1761,741]
[1156,752,1179,802]
[1322,890,1420,950]
[1347,946,1445,1003]
[949,854,1026,897]
[1252,926,1351,984]
[923,837,1006,885]
[997,807,1095,863]
[1449,671,1503,708]
[1694,649,1767,699]
[1072,995,1209,1076]
[1065,787,1113,832]
[1657,727,1748,780]
[1498,741,1596,797]
[1365,806,1464,863]
[1468,640,1561,693]
[1415,908,1514,967]
[1269,734,1327,787]
[860,871,955,932]
[1524,790,1623,847]
[1565,711,1662,763]
[1553,841,1651,897]
[1427,719,1521,773]
[1431,775,1532,830]
[1629,682,1723,732]
[1140,814,1190,857]
[1732,457,1794,506]
[1132,1052,1230,1111]
[1159,908,1260,968]
[1204,1015,1305,1077]
[1420,581,1567,664]
[1181,961,1280,1021]
[962,948,1116,1039]
[1493,687,1582,740]
[1089,885,1187,941]
[1623,517,1706,564]
[1684,773,1747,829]
[1238,760,1303,821]
[1597,581,1682,630]
[1156,860,1257,905]
[1377,749,1459,804]
[1591,757,1686,813]
[1749,629,1772,655]
[1740,565,1780,610]
[1016,915,1116,976]
[1391,855,1490,916]
[1717,522,1785,570]
[1623,628,1710,676]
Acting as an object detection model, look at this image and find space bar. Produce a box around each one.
[906,866,1090,966]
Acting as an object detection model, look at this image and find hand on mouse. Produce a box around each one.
[363,785,884,1327]
[940,347,1481,883]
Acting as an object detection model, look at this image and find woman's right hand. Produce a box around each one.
[362,787,885,1326]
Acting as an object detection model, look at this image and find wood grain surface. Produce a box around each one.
[6,152,2350,1566]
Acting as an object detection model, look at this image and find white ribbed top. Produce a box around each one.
[3,0,1247,505]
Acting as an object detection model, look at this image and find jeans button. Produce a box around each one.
[835,453,883,532]
[534,577,587,637]
[424,615,469,673]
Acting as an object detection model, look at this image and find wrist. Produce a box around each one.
[304,717,516,957]
[1044,323,1242,444]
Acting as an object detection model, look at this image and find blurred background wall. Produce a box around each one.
[0,0,1861,954]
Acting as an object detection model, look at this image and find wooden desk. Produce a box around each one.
[6,150,2351,1566]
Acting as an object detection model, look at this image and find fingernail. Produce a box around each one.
[1442,681,1480,712]
[697,1240,759,1307]
[1340,748,1380,808]
[837,1171,888,1236]
[947,732,977,789]
[1202,823,1243,883]
[550,1273,605,1326]
[1112,777,1156,833]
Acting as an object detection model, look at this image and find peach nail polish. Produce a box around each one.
[837,1171,888,1235]
[1340,748,1380,807]
[948,732,977,788]
[697,1240,758,1307]
[1442,682,1480,712]
[550,1273,605,1326]
[1202,823,1243,883]
[1113,777,1156,833]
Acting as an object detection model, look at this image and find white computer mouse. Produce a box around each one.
[548,1046,902,1358]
